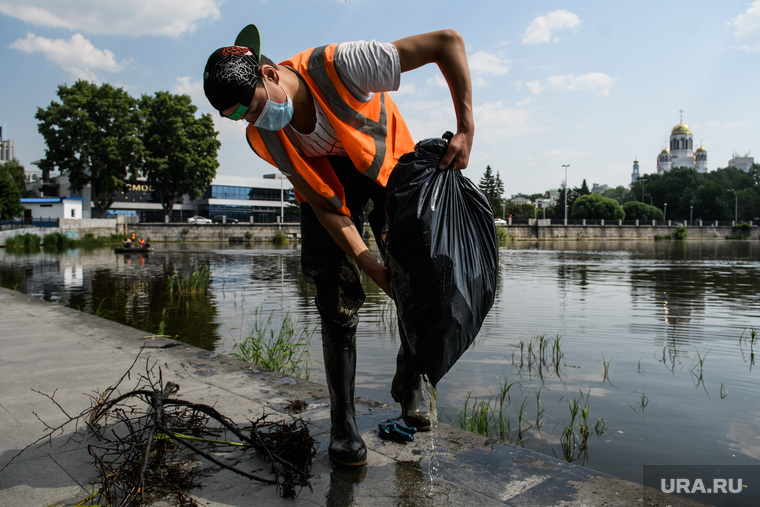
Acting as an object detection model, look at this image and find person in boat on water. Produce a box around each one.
[203,25,473,468]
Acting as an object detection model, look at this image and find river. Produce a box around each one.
[1,239,758,485]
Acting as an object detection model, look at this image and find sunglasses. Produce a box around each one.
[220,76,260,121]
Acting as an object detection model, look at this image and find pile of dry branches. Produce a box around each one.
[5,352,316,505]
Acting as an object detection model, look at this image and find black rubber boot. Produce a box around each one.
[323,319,367,467]
[390,348,432,431]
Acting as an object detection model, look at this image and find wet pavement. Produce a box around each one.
[0,286,704,506]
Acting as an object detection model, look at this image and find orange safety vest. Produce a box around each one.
[246,44,415,216]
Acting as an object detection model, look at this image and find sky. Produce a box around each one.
[2,0,760,196]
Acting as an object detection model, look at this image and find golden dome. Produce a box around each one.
[671,122,691,135]
[660,148,670,154]
[696,146,707,152]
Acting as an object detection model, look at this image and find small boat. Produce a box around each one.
[114,246,152,254]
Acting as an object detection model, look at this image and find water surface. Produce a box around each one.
[1,239,758,485]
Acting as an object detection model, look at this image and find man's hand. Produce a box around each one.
[439,131,473,170]
[394,30,474,171]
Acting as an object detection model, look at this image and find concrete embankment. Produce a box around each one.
[2,215,756,248]
[0,286,705,506]
[502,223,753,241]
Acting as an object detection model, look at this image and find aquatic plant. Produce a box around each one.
[4,233,41,251]
[558,390,604,464]
[43,232,73,249]
[455,378,521,444]
[167,266,211,298]
[272,231,287,246]
[601,355,612,384]
[511,334,563,379]
[231,307,313,379]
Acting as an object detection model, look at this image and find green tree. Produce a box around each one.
[571,193,624,220]
[556,186,567,219]
[478,165,503,214]
[139,91,220,219]
[622,201,663,221]
[602,185,634,204]
[504,202,535,219]
[0,163,25,220]
[2,158,26,195]
[36,80,144,218]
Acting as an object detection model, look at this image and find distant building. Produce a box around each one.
[509,196,533,206]
[591,183,608,194]
[0,125,16,162]
[21,197,86,220]
[728,152,754,171]
[657,114,708,174]
[23,167,294,223]
[631,159,640,184]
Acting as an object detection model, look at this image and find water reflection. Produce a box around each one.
[325,466,367,507]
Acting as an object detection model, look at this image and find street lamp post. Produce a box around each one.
[690,205,693,226]
[639,178,647,202]
[645,193,653,205]
[562,164,570,225]
[728,189,738,223]
[664,202,668,223]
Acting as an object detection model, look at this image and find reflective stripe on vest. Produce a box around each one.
[306,46,387,180]
[258,129,346,212]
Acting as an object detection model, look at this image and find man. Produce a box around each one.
[204,25,473,467]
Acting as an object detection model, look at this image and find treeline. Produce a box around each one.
[8,80,221,219]
[478,165,760,222]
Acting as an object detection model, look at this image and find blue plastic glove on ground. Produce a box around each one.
[378,420,417,442]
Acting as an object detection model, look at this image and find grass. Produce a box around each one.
[559,390,605,463]
[272,231,287,246]
[454,378,522,443]
[4,233,41,251]
[739,327,757,369]
[511,334,563,379]
[231,307,314,379]
[167,266,211,298]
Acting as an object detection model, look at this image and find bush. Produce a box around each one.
[572,193,624,220]
[272,231,287,246]
[5,233,41,251]
[674,225,688,240]
[43,232,73,249]
[622,201,664,221]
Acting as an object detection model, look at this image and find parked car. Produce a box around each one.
[187,215,212,224]
[212,215,239,224]
[494,218,508,226]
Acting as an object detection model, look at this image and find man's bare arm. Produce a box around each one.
[392,29,473,170]
[288,176,392,297]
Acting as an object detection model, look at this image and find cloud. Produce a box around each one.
[526,72,615,97]
[173,76,203,100]
[395,83,418,96]
[731,1,760,51]
[522,10,581,44]
[427,74,448,90]
[475,101,547,146]
[468,51,511,75]
[10,32,126,81]
[0,0,221,37]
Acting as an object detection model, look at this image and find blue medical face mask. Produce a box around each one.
[253,79,293,131]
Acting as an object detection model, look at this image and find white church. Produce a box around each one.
[656,114,708,174]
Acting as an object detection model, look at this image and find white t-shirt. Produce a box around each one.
[284,40,401,158]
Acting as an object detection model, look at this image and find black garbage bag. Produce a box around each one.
[385,133,498,387]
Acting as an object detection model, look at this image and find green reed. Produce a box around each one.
[231,307,314,379]
[167,265,211,298]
